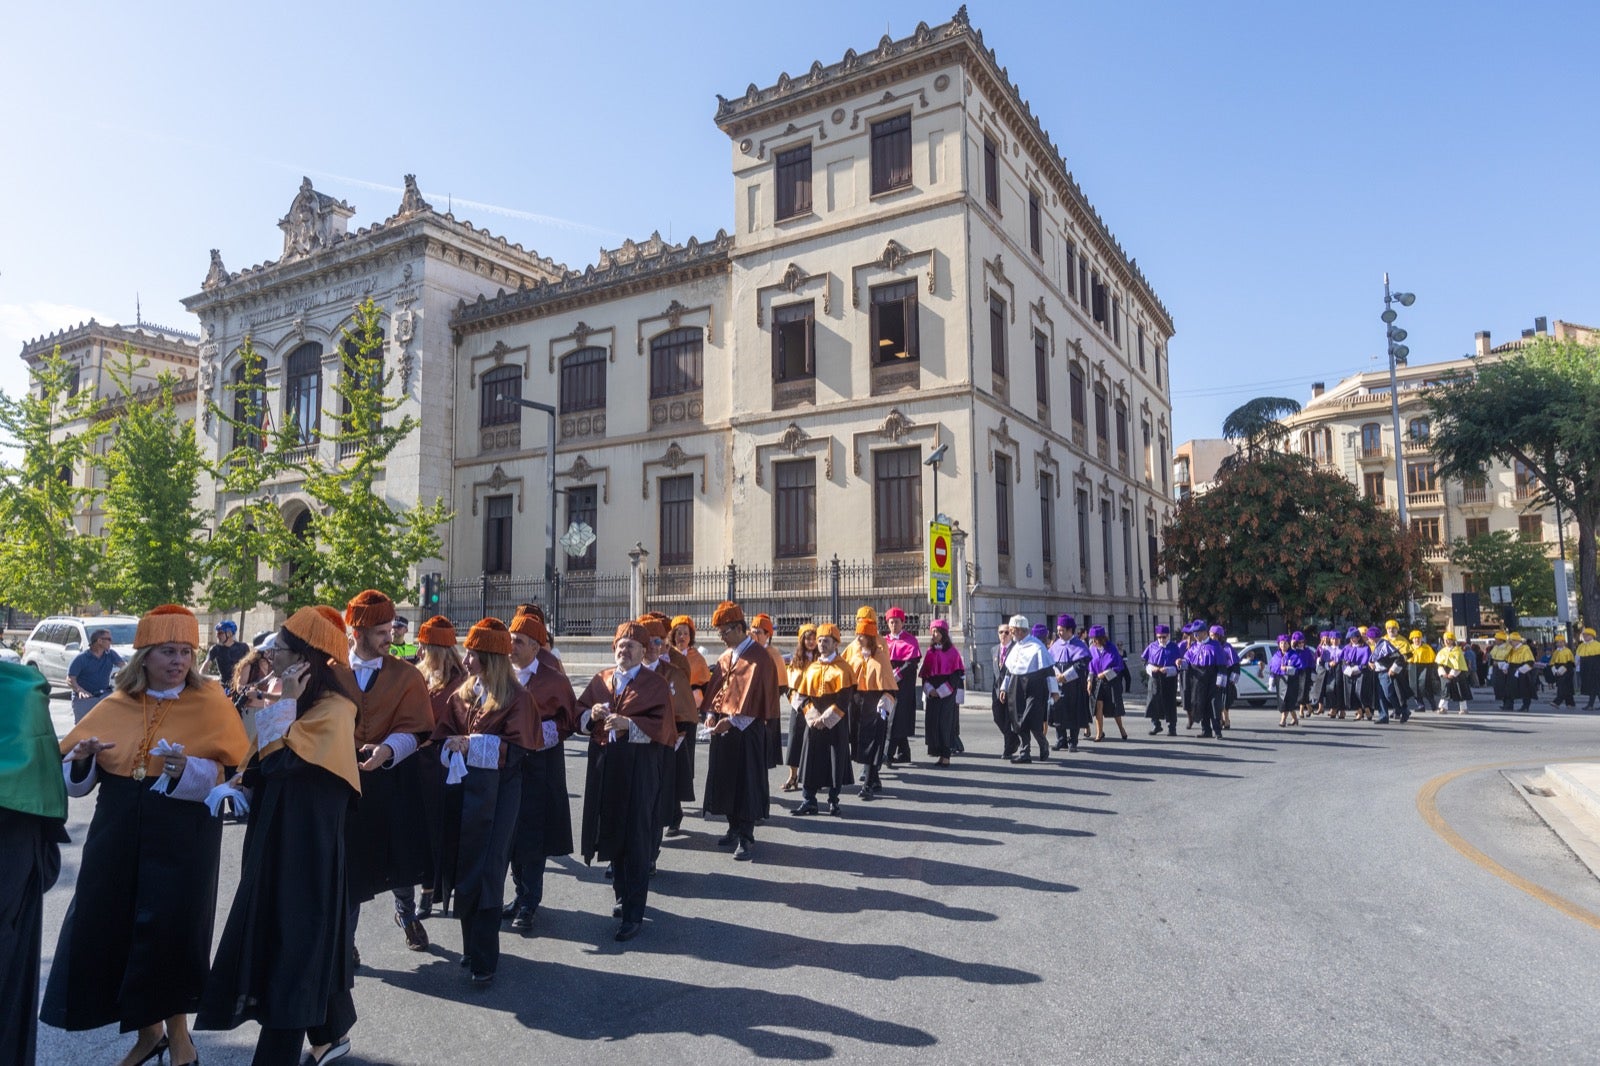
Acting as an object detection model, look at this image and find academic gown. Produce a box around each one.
[794,658,855,795]
[1141,639,1182,724]
[197,693,361,1036]
[1577,643,1600,699]
[702,639,779,824]
[1000,638,1056,734]
[337,659,437,902]
[886,631,922,749]
[44,682,251,1033]
[1049,637,1093,731]
[516,652,580,866]
[843,638,896,772]
[662,647,701,805]
[0,664,67,1066]
[419,663,466,900]
[919,645,966,758]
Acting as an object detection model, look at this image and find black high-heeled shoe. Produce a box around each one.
[130,1036,170,1066]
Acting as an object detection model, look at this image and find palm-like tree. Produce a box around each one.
[1220,396,1303,469]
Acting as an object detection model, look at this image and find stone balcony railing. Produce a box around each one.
[1407,490,1443,507]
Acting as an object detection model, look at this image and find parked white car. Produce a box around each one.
[21,616,139,690]
[1229,641,1279,706]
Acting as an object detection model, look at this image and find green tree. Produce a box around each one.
[203,336,299,614]
[1426,336,1600,627]
[1158,450,1427,630]
[1447,529,1557,620]
[283,298,450,609]
[93,350,210,612]
[1220,395,1302,469]
[0,347,101,615]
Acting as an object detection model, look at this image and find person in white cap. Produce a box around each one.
[995,615,1058,763]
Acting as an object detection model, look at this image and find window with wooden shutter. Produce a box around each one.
[870,113,912,194]
[775,144,813,220]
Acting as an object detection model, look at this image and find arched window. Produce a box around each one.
[1407,416,1430,442]
[338,330,385,433]
[480,365,522,427]
[283,342,323,445]
[1093,383,1109,460]
[649,328,703,398]
[1360,422,1382,458]
[1304,426,1331,464]
[559,347,607,414]
[230,355,266,451]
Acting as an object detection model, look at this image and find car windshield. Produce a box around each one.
[104,623,140,644]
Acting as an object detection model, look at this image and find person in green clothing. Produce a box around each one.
[0,661,69,1066]
[390,616,420,662]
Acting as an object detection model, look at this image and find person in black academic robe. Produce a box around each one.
[578,622,677,942]
[0,663,68,1066]
[506,608,577,931]
[701,603,778,856]
[197,607,362,1066]
[997,618,1058,763]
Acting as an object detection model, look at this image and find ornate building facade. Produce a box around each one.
[180,176,567,632]
[449,10,1179,658]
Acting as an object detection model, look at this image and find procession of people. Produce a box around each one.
[11,595,1600,1065]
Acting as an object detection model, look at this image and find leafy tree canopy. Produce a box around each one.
[1447,529,1556,620]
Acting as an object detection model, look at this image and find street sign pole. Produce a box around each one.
[928,520,953,608]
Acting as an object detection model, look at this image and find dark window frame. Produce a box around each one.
[230,357,267,451]
[771,301,816,381]
[479,364,522,428]
[1039,472,1054,566]
[565,484,598,572]
[283,341,323,445]
[1027,188,1042,256]
[559,346,607,414]
[873,447,923,554]
[484,494,514,575]
[995,453,1013,558]
[1033,330,1049,416]
[870,281,920,364]
[869,112,913,195]
[773,458,818,558]
[649,327,704,399]
[989,293,1008,382]
[658,474,695,567]
[775,143,814,221]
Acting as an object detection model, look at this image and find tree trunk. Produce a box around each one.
[1577,506,1599,631]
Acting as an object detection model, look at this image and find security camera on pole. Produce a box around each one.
[1382,274,1417,624]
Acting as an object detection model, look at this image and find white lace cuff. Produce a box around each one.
[382,732,418,766]
[164,756,220,803]
[63,758,98,797]
[256,699,296,748]
[466,733,501,769]
[541,721,560,748]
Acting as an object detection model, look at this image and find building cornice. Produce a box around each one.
[713,6,1172,336]
[451,230,734,338]
[20,319,199,366]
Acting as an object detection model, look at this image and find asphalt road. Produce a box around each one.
[35,694,1600,1065]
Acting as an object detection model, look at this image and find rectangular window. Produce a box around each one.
[775,144,813,220]
[1411,517,1441,544]
[1147,517,1159,590]
[1465,516,1490,540]
[995,454,1012,558]
[1158,432,1168,491]
[565,485,597,572]
[774,459,817,558]
[870,113,912,194]
[772,302,815,380]
[658,475,694,567]
[1461,571,1479,595]
[871,281,919,364]
[989,294,1007,382]
[1033,330,1049,418]
[1069,363,1086,433]
[1518,514,1544,542]
[1066,242,1077,299]
[1028,189,1042,255]
[649,328,704,398]
[1115,402,1129,470]
[1078,259,1090,310]
[1076,488,1091,579]
[1112,295,1122,346]
[1091,274,1106,328]
[1155,346,1164,388]
[559,347,607,414]
[1094,386,1109,459]
[983,133,1000,208]
[1040,472,1054,566]
[484,494,513,575]
[1363,471,1385,502]
[1425,568,1444,594]
[1406,462,1437,494]
[1101,500,1114,588]
[1121,506,1132,592]
[1137,325,1146,370]
[1462,475,1490,504]
[1514,460,1538,499]
[873,447,923,553]
[479,365,522,428]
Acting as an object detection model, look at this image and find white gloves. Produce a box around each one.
[442,747,468,784]
[205,783,249,818]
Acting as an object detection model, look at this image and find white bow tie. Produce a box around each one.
[351,656,384,672]
[147,686,184,700]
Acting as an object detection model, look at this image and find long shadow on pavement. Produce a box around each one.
[647,868,999,922]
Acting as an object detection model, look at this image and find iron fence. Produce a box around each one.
[442,556,929,637]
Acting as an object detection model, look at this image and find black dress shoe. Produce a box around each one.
[664,825,685,837]
[302,1035,351,1065]
[510,907,534,932]
[1149,725,1163,735]
[1166,729,1176,737]
[396,912,429,951]
[1068,742,1079,752]
[716,830,736,847]
[1011,753,1032,764]
[470,971,494,988]
[792,801,819,816]
[828,800,842,816]
[733,839,753,861]
[612,901,623,918]
[502,901,520,919]
[857,787,873,800]
[1053,740,1069,750]
[615,920,642,942]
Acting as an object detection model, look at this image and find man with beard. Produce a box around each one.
[700,602,778,860]
[337,590,437,958]
[577,622,677,942]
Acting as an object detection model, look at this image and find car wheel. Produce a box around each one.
[1246,698,1268,707]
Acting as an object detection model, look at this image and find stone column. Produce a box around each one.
[628,541,649,619]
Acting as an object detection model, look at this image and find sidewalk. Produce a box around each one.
[1506,760,1600,883]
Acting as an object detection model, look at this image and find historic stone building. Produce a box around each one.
[1279,319,1594,630]
[18,318,200,539]
[448,9,1179,657]
[180,176,567,632]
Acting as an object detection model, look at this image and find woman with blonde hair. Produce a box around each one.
[781,624,820,792]
[414,616,465,919]
[46,605,250,1066]
[843,607,896,799]
[433,619,543,986]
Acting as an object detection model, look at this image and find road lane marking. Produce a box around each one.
[1417,757,1600,933]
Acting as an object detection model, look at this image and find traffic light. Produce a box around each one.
[422,572,441,611]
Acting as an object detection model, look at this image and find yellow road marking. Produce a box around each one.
[1417,756,1600,933]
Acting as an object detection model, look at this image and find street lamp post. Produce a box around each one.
[923,442,950,618]
[500,394,558,620]
[1382,274,1417,622]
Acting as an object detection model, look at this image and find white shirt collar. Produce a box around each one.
[147,685,185,700]
[350,651,384,671]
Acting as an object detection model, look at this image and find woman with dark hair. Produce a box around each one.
[1086,626,1129,740]
[46,605,250,1066]
[883,607,921,766]
[781,624,820,792]
[198,606,360,1066]
[433,619,543,986]
[918,620,964,766]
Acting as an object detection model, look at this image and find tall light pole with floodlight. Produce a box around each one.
[1382,274,1416,620]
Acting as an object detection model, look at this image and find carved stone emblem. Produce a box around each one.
[203,249,228,291]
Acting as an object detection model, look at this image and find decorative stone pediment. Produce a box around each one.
[278,177,355,261]
[641,441,708,498]
[852,408,938,476]
[756,423,835,486]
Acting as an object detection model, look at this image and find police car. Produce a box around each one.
[1228,641,1281,706]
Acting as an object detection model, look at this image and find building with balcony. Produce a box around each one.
[1279,319,1595,625]
[448,10,1179,654]
[1172,438,1236,500]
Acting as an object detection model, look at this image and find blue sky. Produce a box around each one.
[2,0,1594,444]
